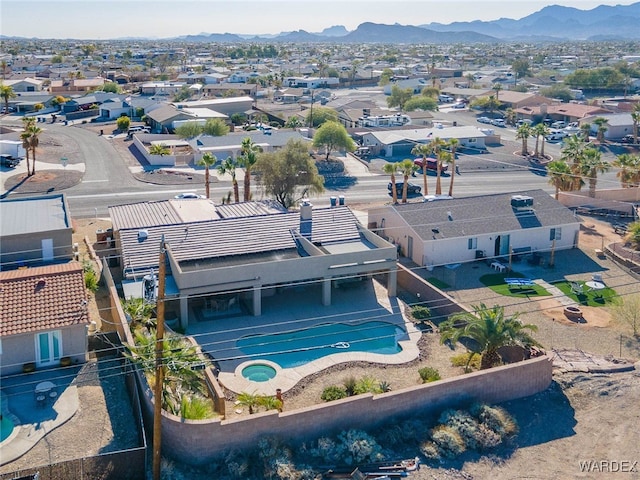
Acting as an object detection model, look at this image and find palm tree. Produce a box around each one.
[631,103,640,144]
[561,135,590,191]
[580,147,610,198]
[149,144,170,156]
[238,137,262,202]
[237,391,261,414]
[439,303,539,370]
[580,122,592,142]
[532,123,548,158]
[492,83,502,101]
[425,136,447,195]
[411,143,430,197]
[547,160,576,199]
[399,158,418,203]
[20,130,32,177]
[383,162,399,204]
[0,83,16,114]
[25,121,42,176]
[218,156,240,202]
[516,123,532,156]
[447,138,459,197]
[197,152,217,199]
[504,108,516,126]
[613,153,640,188]
[592,117,609,143]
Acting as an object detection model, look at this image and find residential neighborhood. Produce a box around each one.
[2,5,640,479]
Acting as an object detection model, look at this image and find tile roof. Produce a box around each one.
[387,189,579,242]
[0,262,89,337]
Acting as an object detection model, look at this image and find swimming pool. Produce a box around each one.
[0,415,14,443]
[237,321,404,369]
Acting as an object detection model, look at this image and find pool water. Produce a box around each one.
[237,321,404,369]
[0,415,15,443]
[242,364,277,382]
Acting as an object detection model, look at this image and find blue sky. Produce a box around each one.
[1,1,637,39]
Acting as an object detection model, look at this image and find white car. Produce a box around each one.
[491,118,506,127]
[477,116,491,124]
[174,193,205,199]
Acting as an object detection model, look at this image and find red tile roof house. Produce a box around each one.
[0,263,90,376]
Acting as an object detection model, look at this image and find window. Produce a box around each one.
[550,228,562,241]
[468,237,477,250]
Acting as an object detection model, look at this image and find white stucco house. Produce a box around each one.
[367,189,581,268]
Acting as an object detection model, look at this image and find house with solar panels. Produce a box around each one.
[108,200,397,329]
[367,189,581,269]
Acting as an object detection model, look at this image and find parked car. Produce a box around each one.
[451,102,466,109]
[516,119,533,127]
[551,121,567,129]
[388,182,421,195]
[620,134,635,144]
[413,158,449,172]
[0,154,20,168]
[491,118,506,127]
[477,116,491,124]
[174,192,206,199]
[1,106,16,113]
[545,130,568,142]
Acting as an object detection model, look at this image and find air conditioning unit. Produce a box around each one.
[511,195,534,209]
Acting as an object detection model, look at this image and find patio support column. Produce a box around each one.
[252,285,261,316]
[387,268,397,297]
[180,295,189,329]
[322,277,332,306]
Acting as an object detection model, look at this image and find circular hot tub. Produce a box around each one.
[242,364,277,383]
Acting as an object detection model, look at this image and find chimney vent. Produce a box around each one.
[300,200,313,240]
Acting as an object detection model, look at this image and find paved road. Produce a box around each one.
[0,111,624,218]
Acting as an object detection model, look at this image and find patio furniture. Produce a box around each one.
[49,390,58,402]
[35,394,46,408]
[585,280,606,298]
[591,273,604,284]
[570,282,584,295]
[35,381,55,396]
[491,261,506,273]
[505,278,535,290]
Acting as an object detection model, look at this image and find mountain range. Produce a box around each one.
[175,2,640,43]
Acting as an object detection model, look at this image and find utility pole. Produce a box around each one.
[153,236,167,480]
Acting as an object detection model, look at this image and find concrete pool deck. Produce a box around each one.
[186,278,422,396]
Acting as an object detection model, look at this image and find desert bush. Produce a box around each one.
[224,449,250,478]
[472,403,518,437]
[258,395,283,411]
[431,425,466,458]
[321,385,347,402]
[180,394,214,420]
[450,352,481,371]
[337,429,384,465]
[378,380,392,392]
[418,366,441,383]
[411,305,431,321]
[84,268,99,292]
[475,423,504,450]
[419,440,441,460]
[307,436,345,464]
[343,376,357,396]
[354,375,381,394]
[439,409,481,450]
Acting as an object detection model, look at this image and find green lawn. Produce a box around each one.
[479,272,551,298]
[427,277,451,289]
[552,280,616,307]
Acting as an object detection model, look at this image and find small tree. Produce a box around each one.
[149,143,170,156]
[197,152,217,199]
[116,115,131,132]
[202,118,229,136]
[218,156,240,203]
[312,121,355,161]
[612,294,640,337]
[305,106,338,128]
[175,121,203,139]
[254,138,324,209]
[386,85,413,110]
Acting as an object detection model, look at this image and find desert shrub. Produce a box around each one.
[450,352,482,371]
[159,458,188,480]
[472,403,518,437]
[378,380,392,393]
[258,395,283,411]
[475,423,504,450]
[431,425,466,458]
[84,268,99,292]
[307,436,345,464]
[419,440,441,460]
[343,376,357,396]
[353,375,381,394]
[180,394,214,420]
[224,449,250,478]
[321,385,347,402]
[411,305,431,321]
[439,409,481,450]
[419,366,441,383]
[337,429,384,465]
